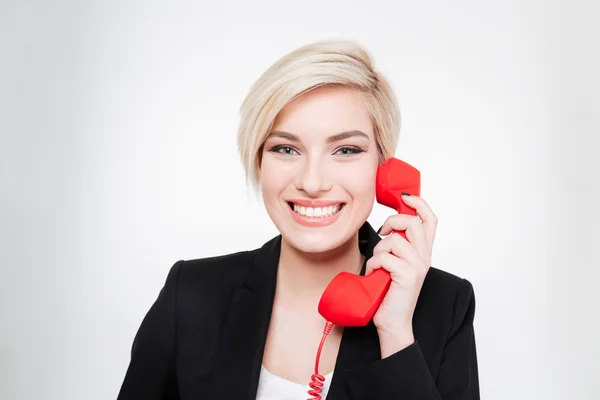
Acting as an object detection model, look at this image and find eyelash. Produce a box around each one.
[269,145,365,156]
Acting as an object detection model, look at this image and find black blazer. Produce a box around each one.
[117,221,480,399]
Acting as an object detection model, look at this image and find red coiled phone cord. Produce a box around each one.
[307,321,334,400]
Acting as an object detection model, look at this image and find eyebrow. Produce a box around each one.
[267,130,370,143]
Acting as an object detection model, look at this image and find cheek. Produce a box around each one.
[350,179,377,206]
[259,158,287,200]
[343,163,378,199]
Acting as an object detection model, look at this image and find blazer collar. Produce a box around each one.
[215,220,382,399]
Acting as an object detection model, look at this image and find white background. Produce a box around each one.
[1,0,599,399]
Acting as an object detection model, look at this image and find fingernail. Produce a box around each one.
[401,192,411,196]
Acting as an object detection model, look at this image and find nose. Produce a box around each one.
[294,157,332,195]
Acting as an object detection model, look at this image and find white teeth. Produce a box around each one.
[292,203,342,218]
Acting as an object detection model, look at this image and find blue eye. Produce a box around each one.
[334,147,364,156]
[270,145,299,155]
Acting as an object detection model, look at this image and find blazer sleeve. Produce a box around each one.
[344,278,480,399]
[116,260,184,400]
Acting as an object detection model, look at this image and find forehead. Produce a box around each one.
[271,86,374,141]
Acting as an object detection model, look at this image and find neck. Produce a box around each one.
[276,232,365,300]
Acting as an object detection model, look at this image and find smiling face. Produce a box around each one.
[259,85,380,254]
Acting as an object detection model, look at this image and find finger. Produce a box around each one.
[378,214,430,267]
[388,194,438,253]
[373,231,428,273]
[379,213,424,239]
[365,252,423,287]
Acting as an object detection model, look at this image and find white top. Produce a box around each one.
[256,365,334,400]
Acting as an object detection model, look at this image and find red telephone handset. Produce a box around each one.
[306,158,421,399]
[318,158,421,326]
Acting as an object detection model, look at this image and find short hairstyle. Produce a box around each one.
[237,39,401,195]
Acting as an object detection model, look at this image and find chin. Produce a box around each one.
[284,231,346,254]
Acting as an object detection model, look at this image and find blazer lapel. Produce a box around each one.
[211,234,281,399]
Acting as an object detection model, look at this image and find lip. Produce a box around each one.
[286,201,345,227]
[286,199,346,207]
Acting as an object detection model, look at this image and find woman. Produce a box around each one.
[117,40,480,399]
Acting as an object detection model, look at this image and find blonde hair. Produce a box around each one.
[237,40,401,195]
